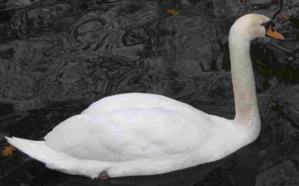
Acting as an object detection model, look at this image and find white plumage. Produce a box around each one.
[5,14,284,179]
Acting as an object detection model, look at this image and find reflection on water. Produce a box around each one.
[0,0,299,185]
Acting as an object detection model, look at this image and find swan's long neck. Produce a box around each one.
[229,28,260,126]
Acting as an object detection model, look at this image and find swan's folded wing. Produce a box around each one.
[82,93,208,117]
[44,108,212,162]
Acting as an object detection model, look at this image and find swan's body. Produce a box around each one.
[5,14,284,179]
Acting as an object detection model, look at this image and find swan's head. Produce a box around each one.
[230,13,284,41]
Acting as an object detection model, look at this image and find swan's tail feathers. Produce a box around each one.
[5,136,73,170]
[5,136,111,178]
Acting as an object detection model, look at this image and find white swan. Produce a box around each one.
[5,14,284,179]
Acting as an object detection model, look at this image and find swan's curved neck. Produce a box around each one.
[229,29,260,125]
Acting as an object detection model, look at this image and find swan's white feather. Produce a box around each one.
[5,13,271,178]
[6,93,248,178]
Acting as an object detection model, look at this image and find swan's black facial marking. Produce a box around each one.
[260,20,284,40]
[261,20,276,31]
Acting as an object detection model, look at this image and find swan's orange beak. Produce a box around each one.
[266,26,284,40]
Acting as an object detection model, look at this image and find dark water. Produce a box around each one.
[0,0,298,185]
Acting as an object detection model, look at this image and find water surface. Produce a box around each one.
[0,0,299,185]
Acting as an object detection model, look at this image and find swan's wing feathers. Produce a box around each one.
[82,93,206,116]
[45,108,211,162]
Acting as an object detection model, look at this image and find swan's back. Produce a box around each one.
[82,93,205,116]
[44,93,236,163]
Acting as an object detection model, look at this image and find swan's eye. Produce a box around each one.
[263,20,284,40]
[261,20,275,30]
